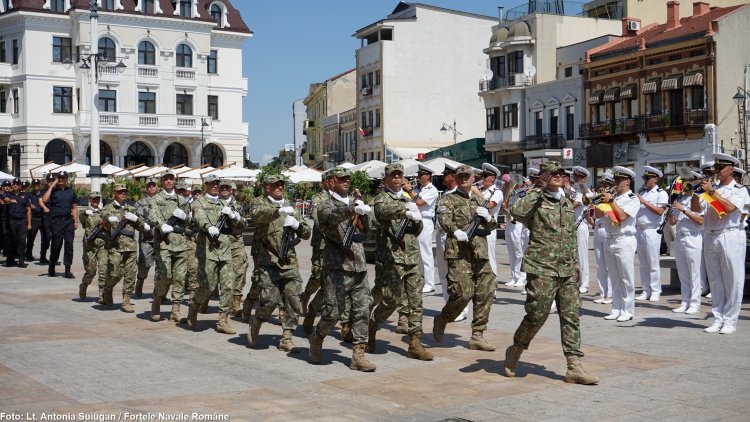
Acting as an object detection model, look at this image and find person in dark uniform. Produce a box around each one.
[3,178,32,267]
[41,171,78,278]
[1,179,11,259]
[25,179,44,261]
[37,173,57,264]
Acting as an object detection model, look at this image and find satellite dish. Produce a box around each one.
[481,68,494,81]
[525,64,537,76]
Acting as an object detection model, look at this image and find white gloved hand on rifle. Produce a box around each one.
[108,216,119,224]
[172,208,187,220]
[124,212,138,222]
[283,215,300,230]
[475,207,491,222]
[454,229,469,242]
[406,210,421,222]
[221,206,235,219]
[278,206,295,217]
[161,224,173,234]
[85,209,94,216]
[143,223,151,231]
[208,226,220,237]
[354,202,371,215]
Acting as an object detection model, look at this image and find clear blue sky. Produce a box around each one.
[235,0,528,165]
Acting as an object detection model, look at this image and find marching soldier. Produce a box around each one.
[479,163,504,281]
[415,164,439,294]
[432,165,498,351]
[37,173,57,265]
[135,177,159,298]
[185,184,203,298]
[669,170,704,315]
[41,171,78,278]
[185,175,242,334]
[3,178,31,267]
[504,161,599,385]
[148,171,192,322]
[300,170,332,316]
[635,166,668,302]
[228,182,249,318]
[367,163,433,360]
[79,192,108,302]
[308,167,376,372]
[571,166,592,293]
[248,175,309,352]
[25,179,44,262]
[101,183,150,313]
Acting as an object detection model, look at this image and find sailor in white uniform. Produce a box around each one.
[571,166,593,293]
[635,166,669,302]
[480,163,504,281]
[415,164,439,293]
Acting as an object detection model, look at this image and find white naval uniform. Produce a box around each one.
[635,185,669,299]
[604,190,640,319]
[703,180,749,331]
[672,195,705,310]
[593,214,612,298]
[573,188,590,290]
[481,185,504,280]
[505,219,528,286]
[417,182,438,291]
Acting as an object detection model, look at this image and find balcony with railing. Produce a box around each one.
[136,65,159,85]
[174,67,197,87]
[0,63,12,82]
[579,110,709,140]
[0,113,12,133]
[502,1,622,22]
[520,134,566,151]
[479,74,533,93]
[77,111,212,136]
[98,64,123,84]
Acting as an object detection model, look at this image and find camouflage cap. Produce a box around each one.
[322,169,334,180]
[89,191,102,199]
[175,179,190,190]
[219,178,233,187]
[113,183,127,192]
[264,174,285,185]
[384,163,404,176]
[455,165,474,176]
[160,170,177,179]
[191,184,203,192]
[540,161,562,173]
[145,177,158,186]
[230,181,237,190]
[203,174,220,184]
[329,167,350,178]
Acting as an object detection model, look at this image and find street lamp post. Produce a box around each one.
[200,117,210,165]
[440,118,462,144]
[733,87,749,171]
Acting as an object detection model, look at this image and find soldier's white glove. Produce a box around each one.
[172,208,187,220]
[454,229,469,242]
[108,216,119,224]
[279,206,295,216]
[283,215,300,230]
[406,210,421,222]
[354,202,371,215]
[161,224,174,234]
[221,206,235,219]
[208,226,220,237]
[354,199,365,207]
[475,207,491,222]
[85,209,94,216]
[124,212,138,222]
[406,202,419,213]
[143,223,151,231]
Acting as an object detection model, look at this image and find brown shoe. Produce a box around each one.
[350,343,376,372]
[231,295,242,317]
[248,317,262,346]
[564,355,599,385]
[121,293,135,313]
[184,302,199,330]
[302,308,316,336]
[103,286,114,306]
[504,345,524,377]
[407,331,434,361]
[395,313,408,334]
[278,329,299,353]
[151,295,163,321]
[468,331,496,351]
[216,312,236,334]
[134,278,144,298]
[169,303,182,322]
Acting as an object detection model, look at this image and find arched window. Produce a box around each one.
[44,139,72,165]
[202,144,223,167]
[85,141,114,165]
[163,143,188,167]
[176,44,192,68]
[98,37,116,61]
[126,141,154,167]
[138,41,155,65]
[210,4,222,26]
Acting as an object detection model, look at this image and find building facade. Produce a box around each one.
[582,0,749,22]
[292,98,306,166]
[0,0,251,177]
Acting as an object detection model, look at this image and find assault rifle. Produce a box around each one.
[466,198,491,240]
[395,193,421,242]
[211,196,235,241]
[86,223,105,242]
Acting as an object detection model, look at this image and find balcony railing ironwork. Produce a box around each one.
[579,110,709,139]
[520,134,566,151]
[479,74,532,92]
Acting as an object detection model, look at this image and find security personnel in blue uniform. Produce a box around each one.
[3,178,32,267]
[1,180,10,260]
[41,171,78,278]
[25,179,44,261]
[37,173,57,264]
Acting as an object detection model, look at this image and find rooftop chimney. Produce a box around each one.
[498,6,504,22]
[667,1,681,30]
[693,1,710,16]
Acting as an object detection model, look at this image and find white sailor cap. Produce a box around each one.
[612,166,636,179]
[700,161,714,171]
[642,165,663,178]
[481,163,501,177]
[713,152,740,167]
[442,162,458,174]
[572,166,590,178]
[733,167,746,176]
[527,168,540,178]
[417,163,434,174]
[600,172,615,184]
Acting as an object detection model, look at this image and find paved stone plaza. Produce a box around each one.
[1,227,749,421]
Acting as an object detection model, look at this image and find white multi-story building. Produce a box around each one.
[0,0,251,177]
[292,98,306,166]
[354,2,496,164]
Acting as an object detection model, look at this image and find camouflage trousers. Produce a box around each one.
[193,257,234,313]
[316,270,372,345]
[440,258,495,332]
[185,240,199,292]
[105,249,137,295]
[308,271,351,323]
[512,274,582,357]
[245,266,261,302]
[136,241,155,283]
[153,248,188,302]
[231,245,248,296]
[255,265,303,330]
[371,262,424,334]
[81,242,108,288]
[303,259,323,302]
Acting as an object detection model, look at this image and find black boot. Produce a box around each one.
[39,251,49,264]
[64,265,75,279]
[48,264,56,277]
[17,260,27,268]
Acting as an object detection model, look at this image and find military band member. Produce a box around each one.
[432,165,498,351]
[42,171,78,278]
[415,164,438,294]
[101,183,150,313]
[571,166,592,293]
[308,167,376,372]
[504,161,598,384]
[25,179,44,262]
[592,173,614,304]
[699,153,749,334]
[135,177,159,298]
[367,163,433,361]
[505,169,536,289]
[79,192,108,302]
[635,166,669,302]
[248,175,309,352]
[2,178,31,268]
[479,163,504,282]
[669,170,704,315]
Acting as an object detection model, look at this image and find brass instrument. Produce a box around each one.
[576,186,615,228]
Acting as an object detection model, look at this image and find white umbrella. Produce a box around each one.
[421,157,464,175]
[212,167,260,180]
[113,165,148,178]
[55,162,91,174]
[0,170,13,180]
[283,167,322,183]
[29,162,61,178]
[100,163,123,175]
[132,165,168,178]
[337,162,355,169]
[179,166,215,180]
[350,160,386,178]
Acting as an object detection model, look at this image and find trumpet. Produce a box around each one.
[692,175,719,196]
[575,187,615,228]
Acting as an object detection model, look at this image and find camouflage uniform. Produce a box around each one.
[79,203,108,300]
[148,188,191,321]
[135,192,157,296]
[301,189,329,312]
[230,198,249,315]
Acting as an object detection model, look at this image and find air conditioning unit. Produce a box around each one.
[735,149,745,160]
[361,86,372,97]
[628,20,641,31]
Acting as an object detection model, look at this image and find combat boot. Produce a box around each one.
[340,322,354,343]
[407,331,434,361]
[248,317,262,346]
[63,265,75,279]
[504,345,524,377]
[366,321,378,353]
[199,300,208,314]
[216,312,236,334]
[96,288,104,304]
[78,283,87,300]
[231,295,242,317]
[134,278,144,298]
[48,263,56,277]
[103,286,114,306]
[241,298,254,323]
[169,303,182,322]
[564,356,599,385]
[278,329,299,354]
[395,313,408,334]
[302,308,316,336]
[151,295,163,321]
[468,331,496,351]
[17,259,26,268]
[432,314,447,343]
[350,343,376,372]
[184,302,199,330]
[121,293,134,313]
[308,332,324,364]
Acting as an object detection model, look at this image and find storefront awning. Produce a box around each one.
[642,78,660,95]
[603,87,621,102]
[620,84,637,99]
[661,75,682,91]
[588,90,604,105]
[683,71,703,87]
